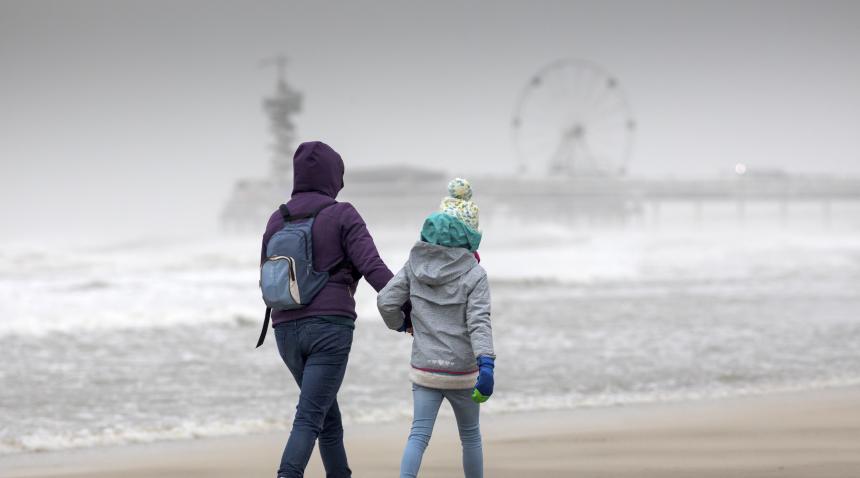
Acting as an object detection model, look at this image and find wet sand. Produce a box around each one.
[2,387,859,478]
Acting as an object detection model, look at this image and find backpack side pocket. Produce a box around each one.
[261,256,302,309]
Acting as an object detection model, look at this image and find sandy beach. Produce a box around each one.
[2,386,859,478]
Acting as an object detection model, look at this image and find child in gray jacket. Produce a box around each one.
[377,178,495,478]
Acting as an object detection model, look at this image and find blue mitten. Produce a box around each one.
[471,356,495,403]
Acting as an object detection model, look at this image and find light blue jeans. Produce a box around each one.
[400,383,482,478]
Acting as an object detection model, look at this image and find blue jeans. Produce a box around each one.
[274,318,354,478]
[400,383,483,478]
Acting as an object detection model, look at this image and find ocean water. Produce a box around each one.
[2,205,860,455]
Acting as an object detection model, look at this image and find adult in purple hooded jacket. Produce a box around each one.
[261,141,405,478]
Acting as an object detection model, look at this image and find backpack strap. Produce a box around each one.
[278,204,292,222]
[256,307,271,348]
[279,202,337,222]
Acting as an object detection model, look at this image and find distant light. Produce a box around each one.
[735,163,747,175]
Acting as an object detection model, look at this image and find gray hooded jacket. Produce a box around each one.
[377,241,494,389]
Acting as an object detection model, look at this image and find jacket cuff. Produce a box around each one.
[365,268,394,292]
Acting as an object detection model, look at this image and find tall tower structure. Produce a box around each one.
[261,55,303,183]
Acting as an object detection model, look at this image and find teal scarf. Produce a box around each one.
[420,212,482,252]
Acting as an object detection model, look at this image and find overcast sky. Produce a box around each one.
[2,0,859,238]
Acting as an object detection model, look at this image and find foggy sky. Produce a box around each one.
[1,0,859,239]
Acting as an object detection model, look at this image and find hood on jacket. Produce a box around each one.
[408,241,477,286]
[291,141,345,198]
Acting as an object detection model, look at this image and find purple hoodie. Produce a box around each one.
[260,141,394,324]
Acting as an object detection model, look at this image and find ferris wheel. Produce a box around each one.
[512,59,635,177]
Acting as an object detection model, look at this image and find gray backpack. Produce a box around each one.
[257,202,346,347]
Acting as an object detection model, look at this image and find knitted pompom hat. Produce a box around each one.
[439,178,480,231]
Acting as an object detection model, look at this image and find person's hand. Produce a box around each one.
[396,300,413,334]
[471,356,494,403]
[401,300,412,322]
[396,316,412,333]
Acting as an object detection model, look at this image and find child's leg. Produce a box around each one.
[400,384,444,478]
[444,389,483,478]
